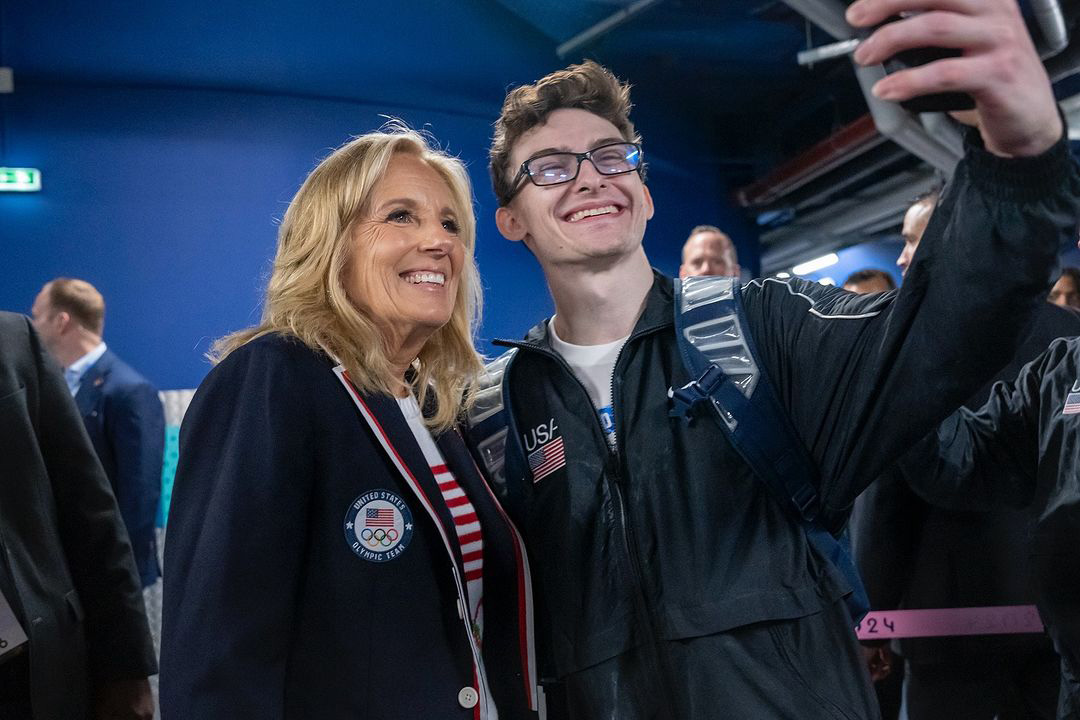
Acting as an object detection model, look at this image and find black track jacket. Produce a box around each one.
[900,336,1080,718]
[482,131,1080,716]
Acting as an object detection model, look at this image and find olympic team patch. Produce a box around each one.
[344,490,414,562]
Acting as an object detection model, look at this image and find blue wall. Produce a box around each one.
[0,76,743,389]
[798,238,904,288]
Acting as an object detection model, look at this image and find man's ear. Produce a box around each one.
[55,311,71,334]
[495,206,527,243]
[642,183,655,221]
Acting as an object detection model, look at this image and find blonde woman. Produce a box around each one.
[160,128,537,719]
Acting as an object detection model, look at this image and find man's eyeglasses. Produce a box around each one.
[506,142,643,201]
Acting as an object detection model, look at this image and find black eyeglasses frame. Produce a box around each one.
[505,141,644,203]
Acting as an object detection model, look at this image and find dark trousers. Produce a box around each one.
[0,650,32,719]
[1059,656,1080,720]
[874,658,904,720]
[905,647,1060,720]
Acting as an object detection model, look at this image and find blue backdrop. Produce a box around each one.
[0,76,752,389]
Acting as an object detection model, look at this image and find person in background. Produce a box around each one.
[853,191,1080,720]
[30,278,164,591]
[0,311,156,720]
[678,224,740,278]
[160,126,537,719]
[1049,267,1080,310]
[898,327,1080,719]
[843,268,896,295]
[841,265,901,719]
[895,189,939,278]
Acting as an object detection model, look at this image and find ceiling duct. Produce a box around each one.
[1060,91,1080,139]
[556,0,663,58]
[776,0,963,185]
[1032,0,1069,58]
[779,0,851,40]
[735,114,885,207]
[760,167,938,273]
[853,63,962,176]
[1047,35,1080,81]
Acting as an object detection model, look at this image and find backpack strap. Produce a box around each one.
[464,348,519,493]
[670,276,869,623]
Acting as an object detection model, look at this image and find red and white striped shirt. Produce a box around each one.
[433,463,484,625]
[396,396,484,639]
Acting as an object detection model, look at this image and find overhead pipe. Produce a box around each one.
[780,0,851,40]
[735,114,885,207]
[853,62,961,176]
[784,0,1068,57]
[556,0,663,58]
[1060,91,1080,140]
[772,0,961,206]
[918,111,964,158]
[760,167,938,273]
[1047,37,1080,81]
[1031,0,1069,58]
[784,142,913,213]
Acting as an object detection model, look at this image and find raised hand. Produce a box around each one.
[847,0,1063,157]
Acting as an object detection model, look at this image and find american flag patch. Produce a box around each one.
[528,436,566,483]
[366,507,395,527]
[1064,392,1080,415]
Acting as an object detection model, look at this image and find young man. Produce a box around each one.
[477,1,1078,716]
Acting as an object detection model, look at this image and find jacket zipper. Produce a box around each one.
[497,324,676,700]
[607,336,683,710]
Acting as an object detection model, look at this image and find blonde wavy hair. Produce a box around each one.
[213,125,483,431]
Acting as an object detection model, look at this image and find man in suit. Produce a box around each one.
[0,310,156,719]
[30,278,164,589]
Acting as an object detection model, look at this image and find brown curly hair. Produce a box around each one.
[490,60,643,206]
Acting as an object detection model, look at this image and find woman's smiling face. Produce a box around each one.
[345,152,465,357]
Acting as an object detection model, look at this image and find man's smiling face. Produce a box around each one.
[495,108,654,270]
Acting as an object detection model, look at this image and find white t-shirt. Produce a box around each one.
[548,318,629,450]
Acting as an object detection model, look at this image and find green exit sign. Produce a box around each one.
[0,167,41,192]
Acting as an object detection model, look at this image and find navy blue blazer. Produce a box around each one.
[75,348,164,588]
[160,334,538,720]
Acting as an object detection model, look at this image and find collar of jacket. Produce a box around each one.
[503,269,676,350]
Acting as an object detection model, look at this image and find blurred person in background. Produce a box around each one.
[842,267,901,716]
[895,190,939,278]
[899,326,1080,719]
[1049,267,1080,310]
[678,224,740,278]
[30,278,164,592]
[843,268,896,295]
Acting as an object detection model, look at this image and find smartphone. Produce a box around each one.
[854,6,976,113]
[885,45,975,113]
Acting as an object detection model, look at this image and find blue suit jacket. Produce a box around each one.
[75,348,164,588]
